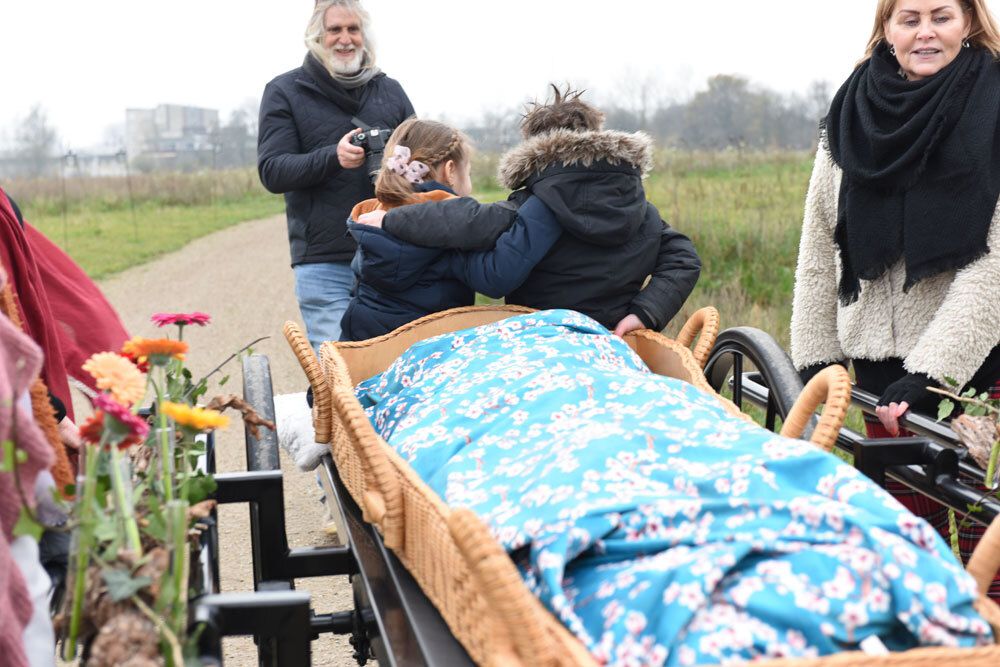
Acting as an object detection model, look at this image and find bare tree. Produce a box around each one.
[15,104,58,177]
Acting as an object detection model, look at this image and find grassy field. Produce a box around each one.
[9,168,285,278]
[473,149,815,349]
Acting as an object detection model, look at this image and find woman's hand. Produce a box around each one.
[58,416,81,450]
[875,372,936,436]
[337,128,365,169]
[357,209,386,228]
[613,314,646,337]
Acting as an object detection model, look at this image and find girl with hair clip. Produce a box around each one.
[340,118,563,341]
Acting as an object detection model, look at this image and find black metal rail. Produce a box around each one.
[724,350,999,527]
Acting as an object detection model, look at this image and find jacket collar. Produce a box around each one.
[498,129,654,190]
[350,188,456,220]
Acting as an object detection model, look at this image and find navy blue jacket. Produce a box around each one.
[258,64,414,266]
[340,186,562,341]
[382,131,701,331]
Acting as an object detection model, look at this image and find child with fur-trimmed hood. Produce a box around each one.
[368,85,701,334]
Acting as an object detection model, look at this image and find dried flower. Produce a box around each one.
[151,312,211,328]
[92,394,150,447]
[82,352,147,406]
[161,402,229,431]
[121,336,188,365]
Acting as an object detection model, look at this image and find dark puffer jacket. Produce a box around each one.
[257,62,414,266]
[341,184,562,341]
[383,129,700,331]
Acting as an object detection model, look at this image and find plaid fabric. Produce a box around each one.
[864,382,1000,602]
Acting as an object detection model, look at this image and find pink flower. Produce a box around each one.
[93,393,150,445]
[151,311,211,327]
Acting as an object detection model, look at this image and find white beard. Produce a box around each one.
[327,48,364,75]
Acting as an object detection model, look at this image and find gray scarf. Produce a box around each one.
[320,49,381,90]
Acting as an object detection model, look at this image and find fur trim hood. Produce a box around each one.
[498,129,654,190]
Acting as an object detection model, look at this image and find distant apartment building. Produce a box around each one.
[125,104,219,170]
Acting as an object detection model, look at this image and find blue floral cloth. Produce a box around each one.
[356,310,994,665]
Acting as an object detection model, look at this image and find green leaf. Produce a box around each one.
[968,405,988,417]
[943,376,959,387]
[183,472,218,505]
[101,569,153,602]
[0,440,15,473]
[980,392,991,402]
[13,507,44,541]
[966,503,984,514]
[962,387,977,398]
[218,375,230,387]
[937,399,955,422]
[93,516,118,543]
[62,483,77,497]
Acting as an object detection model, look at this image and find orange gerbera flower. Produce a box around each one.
[121,336,188,365]
[161,401,229,431]
[82,352,147,406]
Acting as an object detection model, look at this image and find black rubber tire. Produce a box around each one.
[703,326,814,440]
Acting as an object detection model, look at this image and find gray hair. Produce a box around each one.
[304,0,377,76]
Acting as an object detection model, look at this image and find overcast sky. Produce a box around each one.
[3,1,994,150]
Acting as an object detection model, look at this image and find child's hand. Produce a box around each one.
[358,210,387,228]
[613,314,645,337]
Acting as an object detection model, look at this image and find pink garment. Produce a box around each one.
[0,314,54,667]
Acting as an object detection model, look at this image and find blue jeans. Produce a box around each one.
[293,261,354,350]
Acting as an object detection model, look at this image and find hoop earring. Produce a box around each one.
[889,43,897,56]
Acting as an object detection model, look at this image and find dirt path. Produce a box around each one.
[87,215,356,666]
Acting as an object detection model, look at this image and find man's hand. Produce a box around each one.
[613,314,646,337]
[357,209,387,227]
[337,128,365,169]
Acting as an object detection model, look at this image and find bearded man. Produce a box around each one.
[258,0,414,348]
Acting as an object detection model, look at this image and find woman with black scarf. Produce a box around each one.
[791,0,1000,600]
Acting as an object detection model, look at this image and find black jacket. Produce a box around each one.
[257,61,414,266]
[383,129,700,331]
[341,184,561,341]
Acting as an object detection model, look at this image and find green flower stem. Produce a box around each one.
[109,444,143,556]
[154,371,174,503]
[166,500,190,637]
[62,439,102,660]
[948,509,962,562]
[987,439,1000,490]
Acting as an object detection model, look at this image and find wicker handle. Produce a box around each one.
[967,515,1000,598]
[283,321,333,444]
[331,388,405,550]
[780,365,852,452]
[674,306,720,369]
[449,509,557,666]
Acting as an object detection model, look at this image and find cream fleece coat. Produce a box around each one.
[790,147,1000,388]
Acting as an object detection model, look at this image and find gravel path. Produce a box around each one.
[89,214,357,666]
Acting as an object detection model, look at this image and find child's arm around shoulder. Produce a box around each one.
[448,195,562,298]
[627,204,701,331]
[382,192,525,251]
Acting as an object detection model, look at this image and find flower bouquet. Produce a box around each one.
[37,312,272,666]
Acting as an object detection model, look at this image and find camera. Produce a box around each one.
[349,117,392,182]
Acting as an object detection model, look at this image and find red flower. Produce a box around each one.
[92,393,150,448]
[151,312,211,327]
[119,351,149,373]
[79,410,147,450]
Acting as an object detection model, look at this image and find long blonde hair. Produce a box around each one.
[863,0,1000,59]
[304,0,377,76]
[374,119,472,208]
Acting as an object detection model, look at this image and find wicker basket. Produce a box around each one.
[306,306,1000,666]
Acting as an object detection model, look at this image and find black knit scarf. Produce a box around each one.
[824,41,1000,305]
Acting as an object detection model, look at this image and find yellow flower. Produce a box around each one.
[121,336,188,364]
[82,352,147,406]
[161,402,229,431]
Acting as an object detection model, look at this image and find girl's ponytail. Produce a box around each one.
[374,118,471,208]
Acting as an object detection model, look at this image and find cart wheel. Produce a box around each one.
[242,353,281,472]
[703,327,813,440]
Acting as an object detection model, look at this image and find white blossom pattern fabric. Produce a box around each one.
[355,310,994,665]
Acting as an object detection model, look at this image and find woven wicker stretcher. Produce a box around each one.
[284,306,1000,666]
